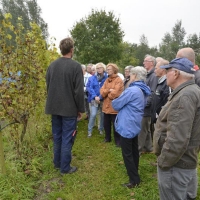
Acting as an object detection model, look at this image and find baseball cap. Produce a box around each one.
[160,58,195,74]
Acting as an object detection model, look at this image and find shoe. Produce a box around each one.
[103,139,111,143]
[88,132,92,137]
[122,182,139,189]
[116,143,121,148]
[115,142,121,148]
[150,162,157,167]
[61,166,77,175]
[99,131,103,135]
[152,173,157,178]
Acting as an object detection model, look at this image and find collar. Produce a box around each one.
[168,80,195,101]
[158,75,166,84]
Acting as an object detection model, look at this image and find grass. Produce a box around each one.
[0,112,200,200]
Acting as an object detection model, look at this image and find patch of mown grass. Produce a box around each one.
[1,114,200,200]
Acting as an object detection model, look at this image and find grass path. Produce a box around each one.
[37,119,160,200]
[1,117,200,200]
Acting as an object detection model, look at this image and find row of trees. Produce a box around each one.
[0,2,199,67]
[70,10,200,67]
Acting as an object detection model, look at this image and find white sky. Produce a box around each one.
[37,0,200,49]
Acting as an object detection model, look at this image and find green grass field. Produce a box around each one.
[0,113,199,200]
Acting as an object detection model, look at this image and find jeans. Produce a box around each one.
[88,103,104,134]
[157,166,197,200]
[52,115,77,173]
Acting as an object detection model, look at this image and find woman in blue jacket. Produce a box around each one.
[86,62,108,137]
[112,66,151,189]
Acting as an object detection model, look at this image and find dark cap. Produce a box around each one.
[160,58,195,74]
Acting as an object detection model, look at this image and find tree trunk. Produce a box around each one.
[0,130,6,174]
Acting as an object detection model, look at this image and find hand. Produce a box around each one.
[109,89,114,92]
[77,112,82,121]
[95,96,100,102]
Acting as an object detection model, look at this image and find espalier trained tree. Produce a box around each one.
[0,13,48,173]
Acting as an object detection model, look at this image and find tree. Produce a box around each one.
[116,42,139,69]
[133,35,152,65]
[70,9,124,64]
[0,0,48,41]
[0,13,48,161]
[186,33,200,65]
[159,20,186,61]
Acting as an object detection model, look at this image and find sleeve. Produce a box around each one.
[112,88,133,111]
[100,80,110,98]
[45,67,50,92]
[108,78,124,100]
[145,75,157,108]
[157,95,196,169]
[87,77,98,100]
[73,64,85,113]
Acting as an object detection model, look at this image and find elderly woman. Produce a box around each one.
[100,63,124,147]
[87,62,108,137]
[112,66,151,188]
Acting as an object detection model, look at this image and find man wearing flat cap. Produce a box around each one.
[153,57,200,200]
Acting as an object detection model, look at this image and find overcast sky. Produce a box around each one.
[37,0,200,49]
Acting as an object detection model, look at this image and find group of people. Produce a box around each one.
[45,37,200,200]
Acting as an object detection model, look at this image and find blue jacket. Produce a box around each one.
[112,81,151,138]
[86,72,108,103]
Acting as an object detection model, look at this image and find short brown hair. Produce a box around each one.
[107,63,119,74]
[59,37,74,55]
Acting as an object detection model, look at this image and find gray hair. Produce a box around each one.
[125,65,134,71]
[91,65,96,71]
[172,68,195,79]
[81,64,86,70]
[130,66,147,82]
[145,54,156,66]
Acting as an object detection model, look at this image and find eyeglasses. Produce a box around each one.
[144,60,153,62]
[96,67,103,69]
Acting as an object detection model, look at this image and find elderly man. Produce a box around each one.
[176,47,200,87]
[138,55,158,155]
[152,59,170,124]
[154,57,200,200]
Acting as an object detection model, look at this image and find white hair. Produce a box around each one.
[130,66,147,82]
[81,64,86,70]
[172,68,195,79]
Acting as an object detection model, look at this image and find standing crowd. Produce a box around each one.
[45,37,200,200]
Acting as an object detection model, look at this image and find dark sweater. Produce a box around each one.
[143,68,158,117]
[45,57,85,116]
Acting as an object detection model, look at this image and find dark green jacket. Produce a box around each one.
[154,80,200,169]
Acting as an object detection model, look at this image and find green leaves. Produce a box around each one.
[0,14,49,150]
[70,9,124,64]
